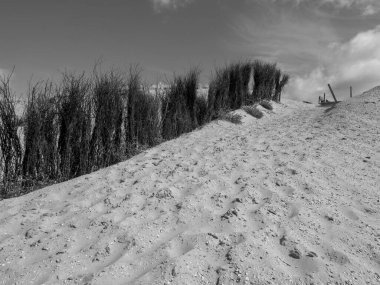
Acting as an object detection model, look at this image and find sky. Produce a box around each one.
[0,0,379,102]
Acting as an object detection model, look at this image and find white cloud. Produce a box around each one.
[150,0,193,12]
[286,25,380,101]
[326,0,380,14]
[362,4,377,15]
[277,0,380,15]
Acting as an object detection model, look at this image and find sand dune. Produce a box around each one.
[1,90,379,284]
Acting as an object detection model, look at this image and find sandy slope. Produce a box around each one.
[0,90,379,285]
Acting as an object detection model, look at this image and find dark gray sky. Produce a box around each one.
[1,0,380,101]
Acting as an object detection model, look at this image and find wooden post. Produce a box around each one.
[328,84,338,103]
[350,86,352,98]
[324,93,325,101]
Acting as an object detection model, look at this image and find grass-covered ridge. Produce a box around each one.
[0,60,289,198]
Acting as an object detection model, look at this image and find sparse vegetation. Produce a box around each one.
[241,62,252,104]
[0,59,289,199]
[274,70,289,102]
[56,72,92,179]
[0,71,22,197]
[252,60,277,102]
[22,80,57,186]
[90,69,125,170]
[260,100,273,110]
[195,95,208,126]
[207,67,230,121]
[243,105,264,119]
[219,112,242,124]
[207,62,253,120]
[125,67,161,155]
[161,69,199,140]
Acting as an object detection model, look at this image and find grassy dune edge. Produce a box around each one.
[0,60,288,198]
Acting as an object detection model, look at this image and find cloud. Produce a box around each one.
[229,11,338,73]
[362,4,377,15]
[324,0,380,14]
[276,0,380,15]
[150,0,193,12]
[286,25,380,101]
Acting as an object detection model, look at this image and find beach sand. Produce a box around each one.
[1,89,379,284]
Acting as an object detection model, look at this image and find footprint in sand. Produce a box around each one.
[248,208,267,231]
[282,185,296,197]
[326,248,350,265]
[343,207,359,221]
[279,235,320,274]
[288,203,301,219]
[166,235,194,259]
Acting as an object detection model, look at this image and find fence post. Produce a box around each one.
[350,86,352,98]
[327,84,338,103]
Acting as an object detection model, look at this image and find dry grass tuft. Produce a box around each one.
[260,100,273,110]
[0,71,22,198]
[90,69,125,170]
[161,69,200,140]
[242,105,264,119]
[56,72,92,179]
[219,112,242,124]
[195,95,208,126]
[252,60,289,102]
[208,62,252,120]
[22,80,57,184]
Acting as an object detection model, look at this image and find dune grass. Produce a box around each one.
[0,72,22,197]
[56,72,92,179]
[207,62,254,120]
[90,69,125,170]
[252,60,277,102]
[242,105,264,119]
[219,112,242,124]
[125,67,161,155]
[0,60,289,198]
[161,69,200,140]
[22,80,57,185]
[260,100,273,110]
